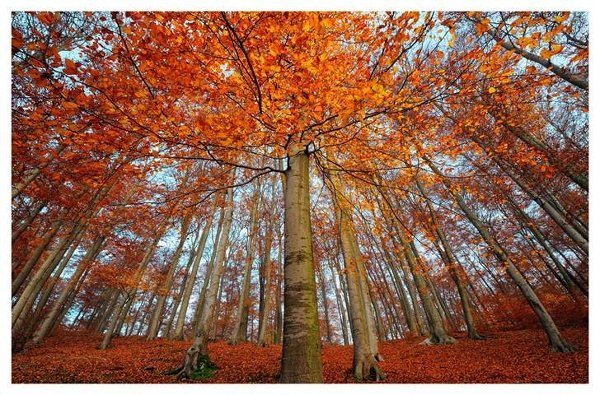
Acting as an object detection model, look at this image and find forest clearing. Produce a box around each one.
[11,9,589,387]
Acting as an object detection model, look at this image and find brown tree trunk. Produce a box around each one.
[415,177,484,339]
[172,197,219,340]
[426,159,577,353]
[279,144,323,383]
[12,200,47,243]
[230,186,261,344]
[147,212,193,339]
[329,175,384,381]
[257,178,276,346]
[32,236,105,344]
[169,187,234,379]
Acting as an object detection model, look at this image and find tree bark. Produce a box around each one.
[33,236,106,344]
[279,144,323,383]
[169,187,234,379]
[415,177,484,339]
[328,173,384,381]
[257,178,276,346]
[426,158,577,352]
[147,212,193,339]
[230,186,262,344]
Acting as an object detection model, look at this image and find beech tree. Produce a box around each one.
[12,10,587,383]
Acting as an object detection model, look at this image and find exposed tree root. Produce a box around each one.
[354,353,386,382]
[550,340,578,353]
[468,332,487,340]
[420,334,457,345]
[166,341,216,380]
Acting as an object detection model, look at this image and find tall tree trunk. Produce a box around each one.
[273,228,284,345]
[12,200,47,243]
[191,203,225,337]
[426,158,577,353]
[329,175,384,381]
[415,177,484,339]
[12,145,66,200]
[230,186,261,344]
[471,136,588,255]
[327,256,350,345]
[401,232,456,345]
[12,219,63,297]
[172,197,219,340]
[32,236,105,344]
[147,212,193,339]
[257,179,275,346]
[99,217,168,349]
[165,225,201,337]
[279,144,323,383]
[169,187,234,379]
[317,261,333,344]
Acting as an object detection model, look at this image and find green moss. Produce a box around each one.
[189,354,218,381]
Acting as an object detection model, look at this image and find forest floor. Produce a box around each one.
[12,325,588,384]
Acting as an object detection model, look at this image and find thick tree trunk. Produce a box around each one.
[279,144,323,383]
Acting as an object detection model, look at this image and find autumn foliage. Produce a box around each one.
[12,10,588,384]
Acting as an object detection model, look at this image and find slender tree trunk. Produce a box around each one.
[32,236,105,344]
[12,145,66,200]
[471,137,588,255]
[317,261,333,344]
[12,219,63,297]
[415,177,484,339]
[230,187,261,344]
[12,200,47,243]
[191,205,225,337]
[172,198,219,340]
[170,187,233,379]
[165,227,200,337]
[273,228,284,345]
[426,159,577,352]
[257,181,275,346]
[509,198,587,297]
[402,233,455,345]
[327,256,350,345]
[329,175,384,381]
[147,212,193,339]
[94,289,119,332]
[99,218,168,349]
